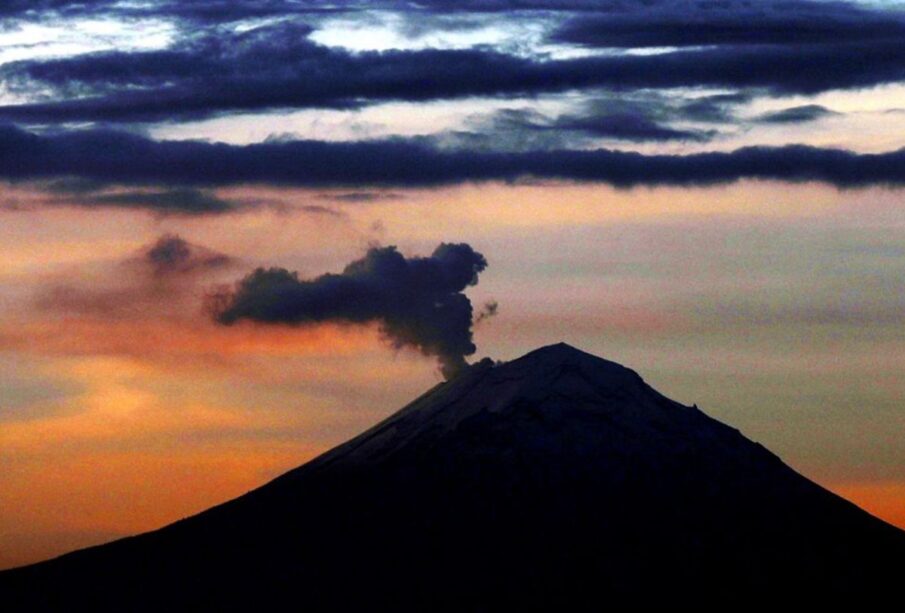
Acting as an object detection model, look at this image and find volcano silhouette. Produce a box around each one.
[2,343,903,609]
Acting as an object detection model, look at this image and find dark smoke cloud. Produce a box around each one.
[475,300,498,324]
[212,243,489,378]
[143,234,233,275]
[36,234,235,319]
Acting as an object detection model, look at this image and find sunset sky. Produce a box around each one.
[2,0,905,569]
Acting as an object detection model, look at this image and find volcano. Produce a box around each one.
[2,343,903,609]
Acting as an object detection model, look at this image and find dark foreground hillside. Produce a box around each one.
[2,344,903,610]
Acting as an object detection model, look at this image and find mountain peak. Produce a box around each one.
[455,342,649,411]
[524,340,583,355]
[295,343,684,472]
[502,341,640,384]
[458,342,641,392]
[501,341,610,366]
[4,343,904,609]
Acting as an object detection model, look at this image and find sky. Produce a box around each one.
[1,0,905,569]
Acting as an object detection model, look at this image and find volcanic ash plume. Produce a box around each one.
[211,243,490,378]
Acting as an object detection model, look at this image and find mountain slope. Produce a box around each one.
[2,343,903,609]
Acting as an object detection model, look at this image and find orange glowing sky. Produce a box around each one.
[2,180,904,569]
[2,0,905,570]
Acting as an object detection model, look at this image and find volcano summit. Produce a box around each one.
[2,343,902,609]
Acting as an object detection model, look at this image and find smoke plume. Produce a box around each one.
[211,243,490,378]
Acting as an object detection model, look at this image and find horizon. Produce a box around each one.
[2,0,905,571]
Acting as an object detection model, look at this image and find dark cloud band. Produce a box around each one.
[3,125,905,193]
[3,2,905,125]
[5,42,904,123]
[552,0,905,48]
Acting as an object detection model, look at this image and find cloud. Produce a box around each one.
[34,185,337,216]
[318,192,407,203]
[677,92,752,123]
[295,204,346,217]
[475,300,498,324]
[551,0,905,48]
[3,40,899,121]
[4,124,905,190]
[142,234,234,275]
[0,0,351,21]
[543,106,713,142]
[754,105,837,124]
[142,0,351,23]
[17,185,252,215]
[0,1,649,22]
[445,105,714,149]
[38,177,109,194]
[71,188,241,214]
[36,234,235,319]
[211,243,489,378]
[3,2,905,125]
[0,1,109,18]
[397,1,615,11]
